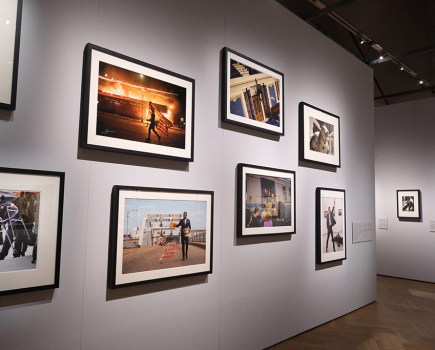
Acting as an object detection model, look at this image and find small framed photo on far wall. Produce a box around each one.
[397,190,421,220]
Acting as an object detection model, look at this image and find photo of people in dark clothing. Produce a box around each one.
[401,196,414,211]
[0,190,39,272]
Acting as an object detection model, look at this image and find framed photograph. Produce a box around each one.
[397,190,421,219]
[221,48,284,135]
[316,187,346,264]
[0,0,23,110]
[0,167,64,295]
[299,102,340,167]
[237,163,295,236]
[108,186,213,288]
[80,43,195,161]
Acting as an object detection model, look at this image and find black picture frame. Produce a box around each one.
[316,187,346,264]
[299,102,341,167]
[396,189,421,220]
[0,0,23,110]
[221,47,284,136]
[0,167,64,295]
[237,163,295,237]
[108,186,213,288]
[80,43,195,161]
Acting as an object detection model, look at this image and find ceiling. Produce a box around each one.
[276,0,435,106]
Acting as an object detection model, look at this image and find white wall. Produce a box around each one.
[0,1,376,349]
[375,98,435,283]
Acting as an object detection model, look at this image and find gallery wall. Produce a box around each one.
[0,0,375,349]
[375,97,435,283]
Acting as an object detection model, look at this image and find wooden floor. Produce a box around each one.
[268,275,435,350]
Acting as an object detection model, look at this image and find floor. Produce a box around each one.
[268,275,435,350]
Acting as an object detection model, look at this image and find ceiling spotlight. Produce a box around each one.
[379,55,384,60]
[419,80,424,85]
[360,39,364,44]
[400,66,404,71]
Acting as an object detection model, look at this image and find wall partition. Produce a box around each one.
[0,0,375,349]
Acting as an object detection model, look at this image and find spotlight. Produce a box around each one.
[400,67,404,71]
[419,80,424,85]
[379,55,384,60]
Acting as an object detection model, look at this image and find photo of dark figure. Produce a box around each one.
[176,211,191,261]
[246,207,262,227]
[402,196,414,211]
[322,200,344,254]
[325,202,337,253]
[145,102,161,144]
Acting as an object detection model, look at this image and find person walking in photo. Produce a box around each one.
[146,101,161,144]
[176,211,191,261]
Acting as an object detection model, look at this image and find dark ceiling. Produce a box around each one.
[276,0,435,106]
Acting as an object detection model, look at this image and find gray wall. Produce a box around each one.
[375,98,435,283]
[0,1,376,349]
